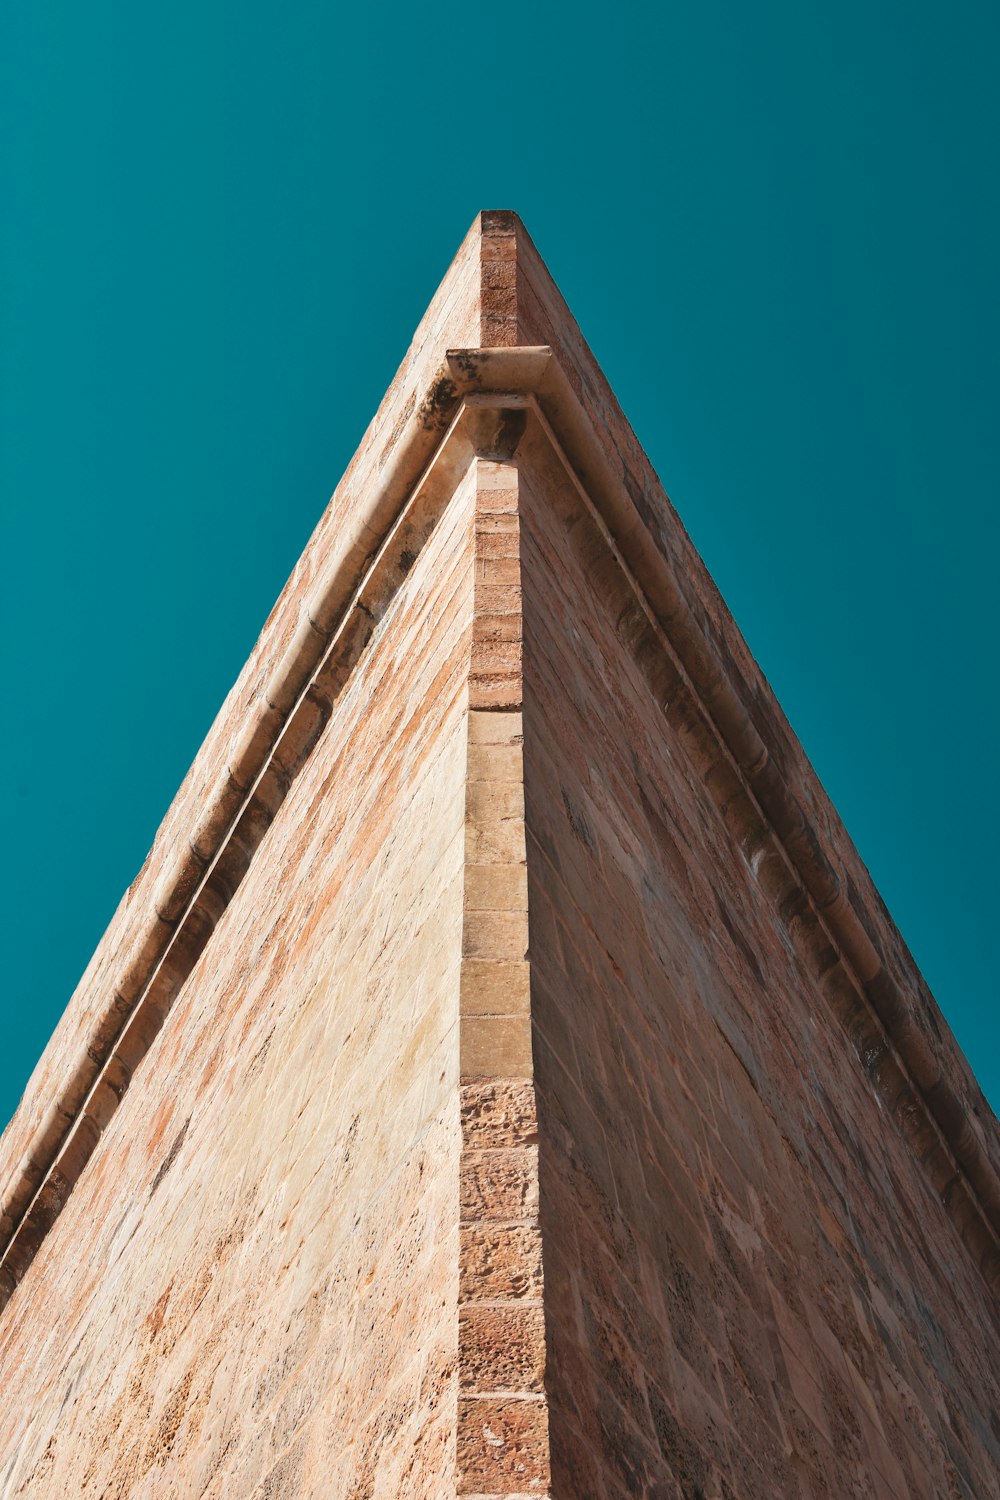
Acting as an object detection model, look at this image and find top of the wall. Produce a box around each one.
[2,212,998,1304]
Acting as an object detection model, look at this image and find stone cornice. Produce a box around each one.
[467,350,1000,1288]
[2,345,998,1309]
[0,380,486,1306]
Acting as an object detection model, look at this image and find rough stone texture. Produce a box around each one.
[456,462,550,1499]
[0,212,518,1251]
[1,211,998,1499]
[0,466,476,1497]
[516,425,1000,1498]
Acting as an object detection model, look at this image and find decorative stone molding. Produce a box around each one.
[2,342,998,1314]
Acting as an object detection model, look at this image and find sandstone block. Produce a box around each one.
[461,960,531,1017]
[467,711,523,747]
[460,1080,538,1150]
[459,1306,546,1393]
[460,1224,544,1302]
[456,1396,550,1492]
[461,1017,533,1079]
[460,1149,540,1222]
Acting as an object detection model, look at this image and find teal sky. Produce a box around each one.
[2,2,997,1127]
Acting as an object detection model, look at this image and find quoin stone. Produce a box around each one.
[1,212,998,1499]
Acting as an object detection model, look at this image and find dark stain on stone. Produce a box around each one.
[450,350,483,381]
[150,1117,190,1197]
[561,789,595,854]
[419,375,458,431]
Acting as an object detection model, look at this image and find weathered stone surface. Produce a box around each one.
[1,210,997,1500]
[516,425,1000,1498]
[461,1080,539,1151]
[456,1397,550,1493]
[460,1307,546,1393]
[460,1225,544,1303]
[0,464,478,1496]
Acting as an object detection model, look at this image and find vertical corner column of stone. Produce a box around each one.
[457,458,550,1498]
[478,211,521,349]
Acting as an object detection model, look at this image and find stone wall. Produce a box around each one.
[456,460,550,1498]
[0,468,477,1498]
[1,212,996,1500]
[0,210,508,1275]
[518,423,1000,1499]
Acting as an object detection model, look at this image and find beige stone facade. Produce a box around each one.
[0,213,998,1498]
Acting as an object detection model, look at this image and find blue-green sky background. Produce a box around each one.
[2,2,997,1128]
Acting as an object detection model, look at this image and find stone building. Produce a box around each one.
[0,211,997,1499]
